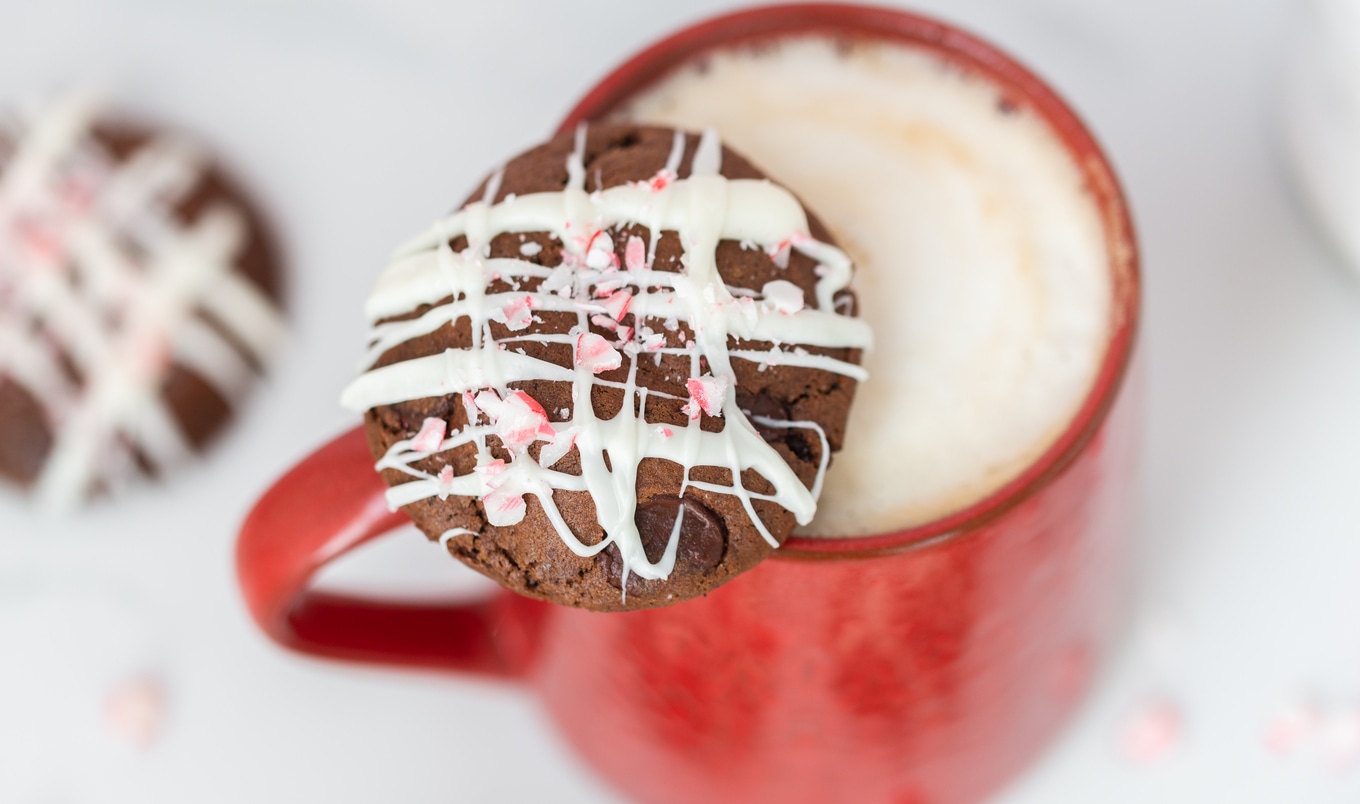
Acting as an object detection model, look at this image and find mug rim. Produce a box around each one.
[557,2,1141,560]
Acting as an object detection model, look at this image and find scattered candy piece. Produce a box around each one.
[590,313,619,333]
[104,675,165,750]
[473,389,556,451]
[461,391,481,425]
[576,331,622,374]
[594,278,625,296]
[768,238,792,269]
[1322,707,1360,770]
[1264,697,1322,756]
[638,328,666,352]
[624,236,647,272]
[683,374,730,420]
[540,264,574,296]
[735,295,759,325]
[647,169,676,192]
[601,290,632,322]
[538,426,578,468]
[493,294,537,331]
[584,230,617,271]
[1119,697,1182,765]
[519,241,543,257]
[409,417,447,453]
[436,465,456,498]
[482,484,527,526]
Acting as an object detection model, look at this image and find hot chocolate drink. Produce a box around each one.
[619,36,1113,535]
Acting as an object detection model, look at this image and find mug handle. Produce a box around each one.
[235,425,546,678]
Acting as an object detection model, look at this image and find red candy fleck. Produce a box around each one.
[768,238,792,269]
[646,169,676,192]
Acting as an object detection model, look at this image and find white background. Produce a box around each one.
[1,0,1358,802]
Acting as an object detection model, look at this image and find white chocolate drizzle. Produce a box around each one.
[0,93,285,508]
[342,127,872,586]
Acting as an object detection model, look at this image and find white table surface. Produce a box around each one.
[1,0,1358,801]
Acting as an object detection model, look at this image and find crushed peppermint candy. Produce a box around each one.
[1119,696,1182,764]
[590,313,620,333]
[493,293,538,331]
[624,235,647,272]
[641,168,677,192]
[473,389,556,451]
[436,465,457,499]
[584,230,618,270]
[1264,698,1322,756]
[538,426,578,468]
[683,374,730,420]
[768,238,792,269]
[735,295,758,325]
[409,417,448,453]
[104,675,166,750]
[1322,707,1360,769]
[637,327,666,352]
[575,331,622,374]
[601,290,632,321]
[482,480,528,526]
[540,264,575,297]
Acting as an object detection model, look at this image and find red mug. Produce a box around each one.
[236,5,1141,803]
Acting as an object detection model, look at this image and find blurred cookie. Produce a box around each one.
[343,123,870,611]
[0,94,284,507]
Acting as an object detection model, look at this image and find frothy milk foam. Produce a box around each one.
[620,37,1112,536]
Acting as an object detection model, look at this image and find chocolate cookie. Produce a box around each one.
[0,94,284,507]
[343,123,870,611]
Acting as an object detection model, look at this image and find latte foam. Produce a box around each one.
[619,37,1112,536]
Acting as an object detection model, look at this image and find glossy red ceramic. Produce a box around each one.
[236,5,1140,803]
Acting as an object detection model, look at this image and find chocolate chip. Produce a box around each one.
[737,392,790,443]
[601,495,727,588]
[786,432,815,462]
